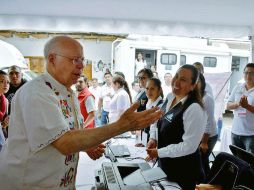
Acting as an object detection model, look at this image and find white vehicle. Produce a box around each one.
[112,35,251,119]
[112,35,251,94]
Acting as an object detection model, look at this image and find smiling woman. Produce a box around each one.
[147,64,206,189]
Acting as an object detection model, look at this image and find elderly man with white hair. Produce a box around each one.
[0,36,162,189]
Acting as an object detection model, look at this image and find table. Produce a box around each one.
[76,137,181,190]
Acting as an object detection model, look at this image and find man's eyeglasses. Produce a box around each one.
[54,53,85,65]
[243,71,254,77]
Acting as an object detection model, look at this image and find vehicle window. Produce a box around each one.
[180,55,186,66]
[204,57,217,67]
[160,53,177,65]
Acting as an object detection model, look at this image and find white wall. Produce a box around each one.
[1,36,112,63]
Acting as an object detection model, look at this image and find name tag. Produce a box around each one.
[236,108,247,117]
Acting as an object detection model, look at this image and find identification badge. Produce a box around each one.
[236,108,247,117]
[142,131,148,147]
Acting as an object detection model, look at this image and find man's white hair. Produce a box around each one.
[44,36,80,64]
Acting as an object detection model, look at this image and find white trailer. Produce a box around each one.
[112,36,251,94]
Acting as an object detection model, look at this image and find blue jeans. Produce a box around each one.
[100,110,109,126]
[94,111,101,127]
[201,135,218,179]
[231,133,254,154]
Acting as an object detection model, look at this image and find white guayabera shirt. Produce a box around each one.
[0,72,84,190]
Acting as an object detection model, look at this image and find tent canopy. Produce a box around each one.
[0,0,254,38]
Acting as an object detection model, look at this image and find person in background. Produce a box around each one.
[135,68,154,146]
[0,36,162,189]
[98,72,114,126]
[150,65,156,72]
[135,68,154,111]
[89,78,102,127]
[108,75,131,123]
[135,52,147,76]
[162,72,172,96]
[146,65,207,189]
[130,81,140,102]
[87,79,92,88]
[141,77,163,146]
[5,65,27,114]
[114,71,125,79]
[76,75,95,129]
[193,62,214,98]
[152,71,159,78]
[227,63,254,154]
[0,70,10,150]
[94,60,104,82]
[198,73,218,179]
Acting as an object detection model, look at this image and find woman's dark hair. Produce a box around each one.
[138,68,154,79]
[0,70,7,76]
[148,77,164,99]
[136,52,144,61]
[104,72,112,77]
[178,64,204,108]
[113,75,132,104]
[114,71,125,79]
[198,73,206,97]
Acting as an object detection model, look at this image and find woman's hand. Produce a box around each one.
[145,148,158,161]
[195,184,222,190]
[199,142,208,153]
[147,139,157,149]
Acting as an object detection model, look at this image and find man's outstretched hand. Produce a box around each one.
[86,144,106,160]
[117,102,162,131]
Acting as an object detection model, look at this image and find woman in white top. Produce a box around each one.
[108,75,132,123]
[135,52,147,76]
[198,73,218,179]
[146,65,207,189]
[136,77,164,147]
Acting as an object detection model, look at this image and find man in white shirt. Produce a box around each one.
[135,52,147,76]
[89,78,102,127]
[0,36,162,189]
[98,72,114,126]
[130,81,140,102]
[227,63,254,154]
[162,72,172,96]
[193,62,214,98]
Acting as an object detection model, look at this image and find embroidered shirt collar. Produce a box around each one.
[43,71,73,96]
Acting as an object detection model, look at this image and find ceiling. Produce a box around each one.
[0,0,254,38]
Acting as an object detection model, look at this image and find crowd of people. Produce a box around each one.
[0,36,253,189]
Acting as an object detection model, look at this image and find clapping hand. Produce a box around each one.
[239,95,249,108]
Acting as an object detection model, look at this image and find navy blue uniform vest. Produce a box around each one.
[136,91,148,112]
[157,96,203,189]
